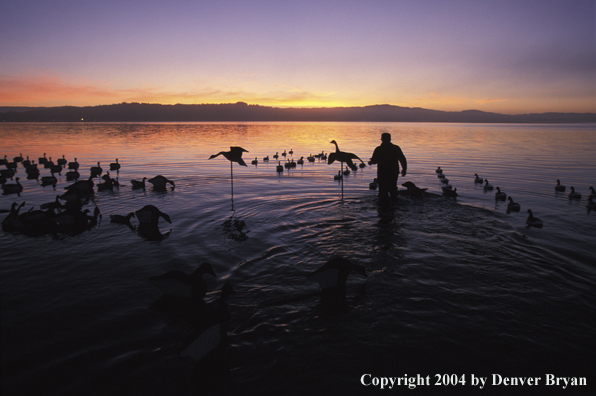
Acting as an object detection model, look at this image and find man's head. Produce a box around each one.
[381,133,391,143]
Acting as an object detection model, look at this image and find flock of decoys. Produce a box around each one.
[1,153,176,238]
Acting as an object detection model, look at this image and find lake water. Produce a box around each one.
[1,122,595,395]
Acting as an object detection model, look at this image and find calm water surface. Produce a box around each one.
[1,122,595,395]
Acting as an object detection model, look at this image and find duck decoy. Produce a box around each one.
[135,205,171,226]
[57,155,67,166]
[483,179,494,191]
[474,173,483,184]
[109,159,121,171]
[130,177,147,189]
[109,212,135,228]
[148,175,175,191]
[68,158,80,170]
[369,178,378,190]
[568,186,581,200]
[526,209,543,228]
[442,186,458,198]
[507,196,521,212]
[90,162,102,177]
[149,262,216,300]
[307,257,367,291]
[495,187,507,201]
[179,283,235,362]
[2,177,23,196]
[554,179,565,192]
[251,157,258,165]
[328,140,366,170]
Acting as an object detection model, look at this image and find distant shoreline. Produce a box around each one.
[1,102,595,123]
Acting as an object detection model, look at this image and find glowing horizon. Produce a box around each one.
[1,1,594,115]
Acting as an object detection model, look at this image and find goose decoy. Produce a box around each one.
[483,179,494,191]
[251,157,258,165]
[273,152,279,160]
[474,173,483,184]
[402,181,427,197]
[22,156,31,167]
[297,156,304,165]
[276,162,283,173]
[49,163,63,175]
[57,155,67,166]
[97,174,114,191]
[130,177,147,189]
[328,140,366,170]
[507,196,521,212]
[334,171,342,180]
[2,177,23,195]
[321,152,328,161]
[263,156,269,162]
[13,153,23,163]
[587,196,596,211]
[437,172,445,179]
[110,212,135,225]
[343,166,350,176]
[289,148,294,155]
[568,186,581,200]
[43,157,54,169]
[25,167,40,180]
[40,196,64,211]
[307,257,367,291]
[369,178,378,190]
[554,179,565,192]
[40,172,58,187]
[38,153,48,165]
[307,154,315,162]
[68,158,79,170]
[179,283,235,362]
[0,155,7,166]
[359,162,365,168]
[440,177,450,184]
[495,187,507,201]
[209,147,249,167]
[148,175,175,191]
[149,262,216,300]
[1,201,26,231]
[64,175,94,195]
[436,166,443,174]
[135,204,171,226]
[589,187,596,199]
[526,209,543,228]
[281,150,287,157]
[90,162,102,177]
[1,169,15,180]
[442,187,458,198]
[66,170,80,181]
[0,174,7,185]
[109,159,121,171]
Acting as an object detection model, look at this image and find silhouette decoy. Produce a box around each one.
[328,140,365,170]
[209,147,249,166]
[474,173,483,184]
[90,162,102,177]
[251,157,258,165]
[436,166,443,174]
[276,162,283,173]
[149,262,216,300]
[568,186,581,200]
[554,179,566,192]
[507,196,521,212]
[148,175,175,191]
[131,177,147,189]
[38,153,48,165]
[2,177,23,195]
[40,172,58,187]
[442,186,458,198]
[483,179,494,191]
[109,159,121,171]
[495,187,507,201]
[68,158,80,170]
[307,257,367,290]
[402,181,427,197]
[57,155,67,166]
[135,205,171,226]
[64,175,94,195]
[526,209,543,228]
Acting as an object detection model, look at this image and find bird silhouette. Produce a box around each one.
[209,147,249,166]
[328,140,365,170]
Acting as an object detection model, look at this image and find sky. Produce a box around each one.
[1,0,594,114]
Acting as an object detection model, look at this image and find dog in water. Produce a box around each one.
[401,181,427,198]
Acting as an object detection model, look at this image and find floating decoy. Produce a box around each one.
[483,179,494,191]
[289,148,294,155]
[587,196,596,211]
[6,160,17,171]
[282,150,287,157]
[13,153,23,163]
[442,187,458,198]
[359,162,365,168]
[251,157,258,165]
[343,166,350,176]
[1,169,15,180]
[25,168,40,180]
[507,196,521,212]
[263,156,269,162]
[38,153,48,165]
[495,187,507,201]
[589,186,596,198]
[43,157,54,169]
[0,174,7,185]
[440,177,450,184]
[97,174,114,191]
[40,172,58,187]
[276,162,283,173]
[438,173,446,179]
[57,155,67,166]
[0,155,7,166]
[109,159,121,171]
[334,171,342,180]
[149,262,216,300]
[179,283,235,362]
[110,212,135,225]
[90,162,102,177]
[526,209,543,228]
[49,163,63,175]
[307,155,315,162]
[402,181,427,197]
[24,160,37,171]
[64,175,94,195]
[436,166,443,174]
[148,175,175,191]
[369,178,378,189]
[22,156,31,167]
[474,173,484,184]
[2,177,23,195]
[130,177,147,189]
[307,257,367,291]
[135,205,171,226]
[68,158,79,170]
[568,186,581,200]
[297,156,304,165]
[66,170,80,181]
[554,179,565,192]
[273,152,279,160]
[328,140,365,170]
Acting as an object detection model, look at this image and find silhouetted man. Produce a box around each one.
[369,133,407,200]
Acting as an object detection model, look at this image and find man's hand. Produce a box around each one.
[401,169,407,177]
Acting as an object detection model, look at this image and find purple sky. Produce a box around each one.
[1,0,594,113]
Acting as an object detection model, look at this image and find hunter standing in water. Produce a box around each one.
[369,133,407,200]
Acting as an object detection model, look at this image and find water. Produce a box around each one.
[1,122,595,395]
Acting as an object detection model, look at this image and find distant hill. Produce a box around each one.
[1,102,595,123]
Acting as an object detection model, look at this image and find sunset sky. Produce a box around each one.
[1,0,594,114]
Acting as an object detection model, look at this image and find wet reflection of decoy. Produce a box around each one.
[135,205,171,226]
[328,140,365,170]
[110,212,135,225]
[109,159,121,172]
[307,257,367,291]
[2,177,23,196]
[568,186,581,200]
[149,262,216,300]
[495,187,507,201]
[130,177,147,189]
[148,175,175,191]
[474,173,483,184]
[180,283,235,362]
[507,196,520,212]
[526,209,543,228]
[554,179,565,192]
